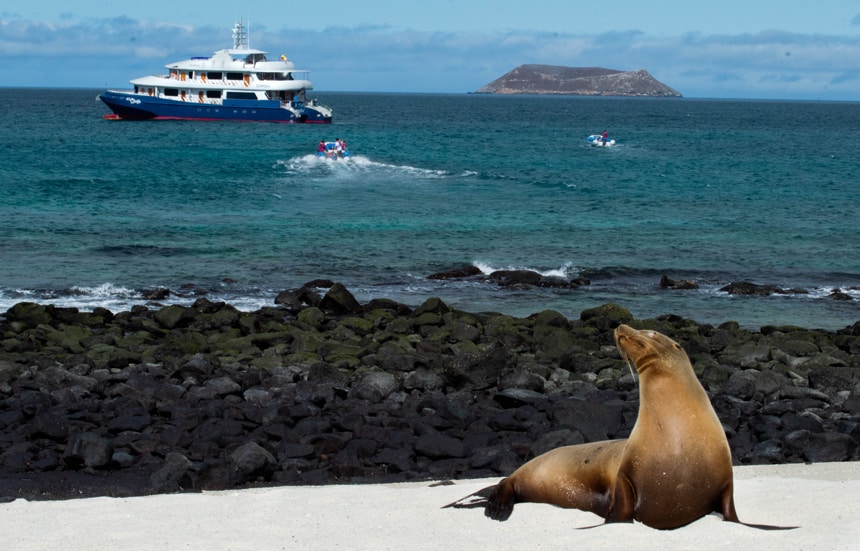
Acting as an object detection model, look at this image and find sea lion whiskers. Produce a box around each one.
[617,345,637,382]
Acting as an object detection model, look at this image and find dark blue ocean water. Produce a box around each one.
[1,88,858,329]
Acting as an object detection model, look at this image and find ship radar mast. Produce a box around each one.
[232,19,249,50]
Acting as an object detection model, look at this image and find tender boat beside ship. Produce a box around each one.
[99,20,332,123]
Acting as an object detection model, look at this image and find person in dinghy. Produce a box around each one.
[588,130,616,147]
[316,138,350,160]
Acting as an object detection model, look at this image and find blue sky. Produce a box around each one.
[3,1,860,100]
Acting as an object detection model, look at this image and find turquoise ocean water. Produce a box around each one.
[1,89,858,329]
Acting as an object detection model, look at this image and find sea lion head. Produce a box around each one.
[613,324,687,375]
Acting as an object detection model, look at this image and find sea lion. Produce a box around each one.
[606,324,738,528]
[446,324,771,529]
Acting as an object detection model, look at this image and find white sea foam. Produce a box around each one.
[706,283,860,301]
[807,286,860,300]
[473,260,579,278]
[0,283,276,314]
[69,283,138,298]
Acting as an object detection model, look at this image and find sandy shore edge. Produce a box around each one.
[2,462,858,550]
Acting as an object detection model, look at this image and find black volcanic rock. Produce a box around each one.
[427,265,483,280]
[0,295,858,502]
[660,275,699,290]
[476,64,681,97]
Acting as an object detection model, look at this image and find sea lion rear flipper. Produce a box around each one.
[484,482,516,521]
[441,479,516,521]
[441,484,497,510]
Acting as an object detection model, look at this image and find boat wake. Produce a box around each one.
[276,155,466,180]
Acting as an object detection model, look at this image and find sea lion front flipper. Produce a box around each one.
[718,482,740,522]
[717,482,797,530]
[738,522,799,531]
[604,472,635,524]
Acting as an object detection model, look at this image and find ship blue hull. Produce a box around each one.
[99,91,332,123]
[300,104,334,124]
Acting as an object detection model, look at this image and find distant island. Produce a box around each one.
[475,64,682,97]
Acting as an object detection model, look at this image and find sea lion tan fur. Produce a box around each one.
[606,324,737,528]
[445,324,787,529]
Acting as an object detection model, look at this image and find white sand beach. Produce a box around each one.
[2,462,858,550]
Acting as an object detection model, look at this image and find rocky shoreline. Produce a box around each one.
[1,281,858,502]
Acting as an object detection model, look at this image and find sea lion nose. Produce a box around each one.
[614,324,633,341]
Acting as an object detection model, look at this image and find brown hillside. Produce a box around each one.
[476,64,681,97]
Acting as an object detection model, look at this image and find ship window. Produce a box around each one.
[259,72,294,81]
[206,90,222,99]
[226,72,244,80]
[164,88,179,97]
[225,91,257,100]
[206,72,223,80]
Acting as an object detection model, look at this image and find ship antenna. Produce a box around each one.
[232,18,248,50]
